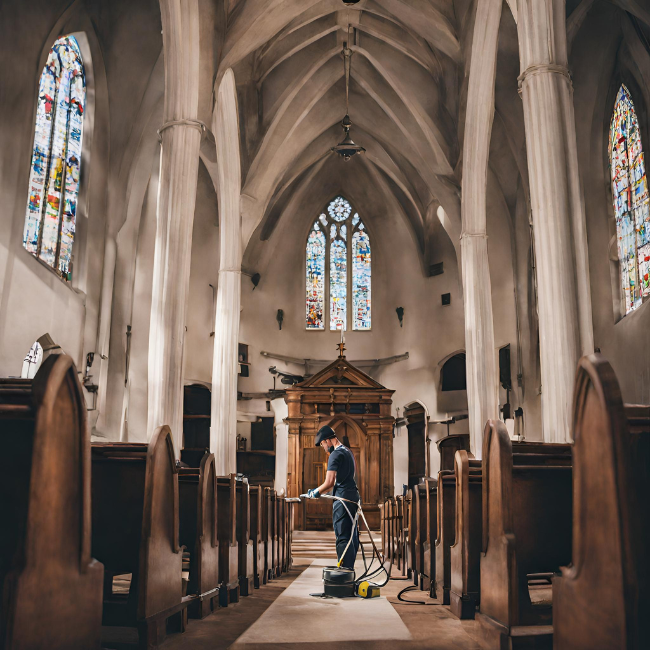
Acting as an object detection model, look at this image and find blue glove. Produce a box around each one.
[307,488,320,499]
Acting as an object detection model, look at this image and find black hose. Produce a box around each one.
[396,584,442,605]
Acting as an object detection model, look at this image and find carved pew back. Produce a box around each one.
[284,498,298,572]
[249,486,265,587]
[0,355,103,650]
[262,487,274,580]
[435,470,456,604]
[408,487,418,583]
[271,491,280,577]
[554,355,650,650]
[178,453,219,618]
[216,474,239,606]
[450,451,482,618]
[91,427,184,647]
[276,494,287,575]
[386,497,397,564]
[477,421,572,648]
[414,483,429,589]
[422,478,438,595]
[236,478,254,596]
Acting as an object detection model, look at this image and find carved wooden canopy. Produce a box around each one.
[284,354,395,529]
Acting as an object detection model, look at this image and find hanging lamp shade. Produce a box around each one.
[331,114,366,162]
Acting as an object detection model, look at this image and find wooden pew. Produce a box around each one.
[285,497,299,572]
[414,483,429,590]
[379,501,387,562]
[384,497,396,564]
[271,491,281,578]
[437,433,470,471]
[92,428,189,648]
[263,488,275,581]
[178,454,219,618]
[553,354,650,650]
[249,486,265,588]
[0,355,103,650]
[422,478,437,595]
[476,421,572,649]
[447,439,572,620]
[396,495,408,576]
[408,487,419,584]
[277,495,286,575]
[236,478,254,596]
[217,475,239,606]
[449,451,482,618]
[434,470,455,604]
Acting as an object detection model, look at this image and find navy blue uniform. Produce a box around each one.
[328,445,360,569]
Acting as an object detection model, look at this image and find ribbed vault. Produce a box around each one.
[216,0,464,259]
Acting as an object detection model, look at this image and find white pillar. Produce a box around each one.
[460,0,502,457]
[517,0,594,443]
[147,0,202,454]
[211,69,242,475]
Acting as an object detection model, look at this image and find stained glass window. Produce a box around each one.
[306,225,326,329]
[610,85,650,315]
[23,35,86,282]
[352,228,371,330]
[305,196,371,330]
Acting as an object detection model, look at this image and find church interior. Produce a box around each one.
[1,0,649,648]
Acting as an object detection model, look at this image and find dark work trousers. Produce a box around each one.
[332,499,359,570]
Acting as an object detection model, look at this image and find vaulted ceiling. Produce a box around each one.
[215,0,473,257]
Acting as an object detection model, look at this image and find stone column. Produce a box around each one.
[517,0,594,443]
[460,0,502,457]
[211,69,242,476]
[147,0,202,454]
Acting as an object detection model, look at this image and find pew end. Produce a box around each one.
[178,453,219,619]
[553,354,650,650]
[217,475,240,606]
[92,427,189,648]
[0,355,104,650]
[476,420,572,649]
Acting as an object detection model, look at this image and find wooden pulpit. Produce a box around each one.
[284,352,394,530]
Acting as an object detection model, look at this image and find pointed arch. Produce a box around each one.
[23,35,86,281]
[609,84,650,315]
[305,195,371,331]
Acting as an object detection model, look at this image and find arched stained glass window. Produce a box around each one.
[306,226,326,328]
[610,84,650,315]
[23,35,86,281]
[305,196,371,331]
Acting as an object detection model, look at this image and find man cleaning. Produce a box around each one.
[307,425,360,570]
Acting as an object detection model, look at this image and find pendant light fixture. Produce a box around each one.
[331,23,365,162]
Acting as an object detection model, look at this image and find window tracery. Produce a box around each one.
[23,35,86,281]
[610,84,650,315]
[306,196,371,330]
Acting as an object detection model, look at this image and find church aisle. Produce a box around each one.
[232,559,412,646]
[162,545,482,650]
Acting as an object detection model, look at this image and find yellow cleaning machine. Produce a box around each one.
[298,493,389,599]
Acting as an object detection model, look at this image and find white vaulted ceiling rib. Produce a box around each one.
[218,0,462,254]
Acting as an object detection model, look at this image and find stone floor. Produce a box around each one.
[161,533,484,650]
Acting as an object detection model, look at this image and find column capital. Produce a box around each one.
[518,64,572,94]
[157,119,207,143]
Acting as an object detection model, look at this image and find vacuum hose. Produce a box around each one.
[300,493,390,590]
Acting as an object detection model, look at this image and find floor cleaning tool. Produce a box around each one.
[299,493,390,599]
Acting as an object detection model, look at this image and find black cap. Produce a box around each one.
[315,425,336,447]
